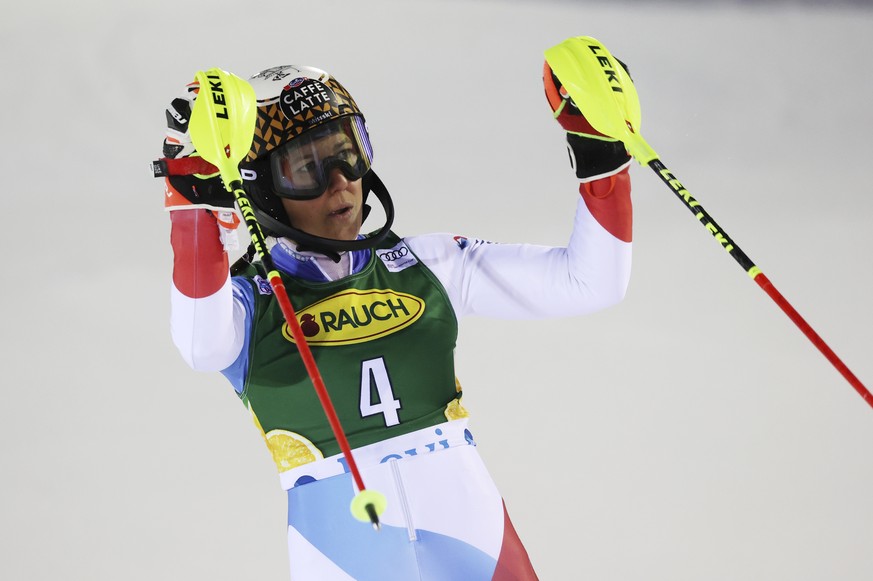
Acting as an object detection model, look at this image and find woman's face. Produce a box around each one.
[278,132,365,241]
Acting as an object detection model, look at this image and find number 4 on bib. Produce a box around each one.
[360,357,401,426]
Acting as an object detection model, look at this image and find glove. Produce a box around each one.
[543,60,631,182]
[152,80,241,248]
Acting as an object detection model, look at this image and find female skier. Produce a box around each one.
[157,58,633,580]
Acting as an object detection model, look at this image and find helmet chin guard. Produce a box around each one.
[250,170,394,262]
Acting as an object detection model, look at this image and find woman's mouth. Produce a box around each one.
[329,205,352,217]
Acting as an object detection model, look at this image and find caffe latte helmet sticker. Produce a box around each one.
[279,78,341,131]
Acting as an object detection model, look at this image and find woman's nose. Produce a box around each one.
[326,167,349,192]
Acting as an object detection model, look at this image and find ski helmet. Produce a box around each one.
[240,65,394,257]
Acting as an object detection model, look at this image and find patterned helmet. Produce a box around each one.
[244,65,367,162]
[239,65,393,257]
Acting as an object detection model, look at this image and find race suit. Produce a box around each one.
[167,164,632,580]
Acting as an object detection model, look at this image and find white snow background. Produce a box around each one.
[1,0,871,579]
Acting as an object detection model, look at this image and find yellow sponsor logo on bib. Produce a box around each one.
[282,289,425,346]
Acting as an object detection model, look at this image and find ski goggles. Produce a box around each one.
[269,115,372,200]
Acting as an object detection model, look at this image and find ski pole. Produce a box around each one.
[187,67,387,528]
[545,36,872,410]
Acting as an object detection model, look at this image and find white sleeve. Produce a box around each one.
[405,197,631,319]
[170,278,247,372]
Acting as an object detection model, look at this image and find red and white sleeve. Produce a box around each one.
[406,171,632,319]
[168,210,245,371]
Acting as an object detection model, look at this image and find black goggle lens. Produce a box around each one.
[269,116,372,200]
